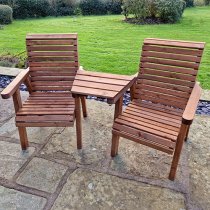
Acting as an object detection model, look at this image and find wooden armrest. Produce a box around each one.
[182,82,202,125]
[1,68,30,99]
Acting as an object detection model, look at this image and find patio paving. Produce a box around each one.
[0,88,210,210]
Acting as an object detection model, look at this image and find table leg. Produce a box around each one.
[111,96,123,156]
[81,96,87,118]
[75,95,82,149]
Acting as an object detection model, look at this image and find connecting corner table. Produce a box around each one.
[71,69,137,148]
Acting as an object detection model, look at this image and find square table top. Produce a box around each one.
[71,69,136,104]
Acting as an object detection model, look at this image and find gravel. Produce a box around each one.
[1,75,209,116]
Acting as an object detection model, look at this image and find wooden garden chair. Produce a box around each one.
[1,33,87,150]
[111,38,205,180]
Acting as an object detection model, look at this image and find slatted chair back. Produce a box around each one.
[134,38,205,109]
[26,34,79,92]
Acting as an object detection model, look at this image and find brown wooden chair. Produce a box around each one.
[111,38,205,180]
[1,33,87,150]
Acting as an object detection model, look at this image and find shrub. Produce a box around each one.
[184,0,194,7]
[155,0,186,23]
[13,0,50,19]
[79,0,107,15]
[48,0,75,16]
[0,4,13,24]
[122,0,186,23]
[204,0,210,5]
[122,0,149,19]
[194,0,205,6]
[104,0,122,14]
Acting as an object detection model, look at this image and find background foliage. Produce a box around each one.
[0,4,13,24]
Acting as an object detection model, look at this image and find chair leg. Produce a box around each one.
[18,127,29,150]
[111,133,120,157]
[169,123,188,180]
[185,125,190,142]
[80,96,87,118]
[75,96,82,149]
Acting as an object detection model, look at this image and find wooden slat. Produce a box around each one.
[142,51,200,62]
[118,115,178,136]
[139,75,195,87]
[134,100,183,115]
[28,51,77,57]
[141,68,196,81]
[16,115,73,122]
[138,89,188,104]
[124,107,180,128]
[113,129,173,154]
[141,57,199,69]
[122,111,179,132]
[141,63,198,75]
[29,62,78,67]
[29,67,78,72]
[113,123,176,148]
[144,38,205,49]
[16,122,73,127]
[30,86,72,91]
[31,76,75,81]
[126,106,181,125]
[137,79,192,93]
[142,45,203,56]
[26,33,77,40]
[27,40,77,46]
[31,81,73,86]
[77,70,134,81]
[17,111,74,115]
[30,92,72,97]
[137,94,186,109]
[30,70,76,78]
[27,46,77,52]
[136,84,190,98]
[75,75,127,86]
[73,80,123,92]
[71,86,116,98]
[128,103,182,120]
[29,56,78,62]
[115,118,177,140]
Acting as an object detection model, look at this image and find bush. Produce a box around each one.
[194,0,205,6]
[122,0,148,19]
[155,0,186,23]
[0,4,13,24]
[104,0,122,14]
[48,0,76,16]
[204,0,210,5]
[122,0,186,23]
[13,0,50,19]
[79,0,107,15]
[184,0,194,7]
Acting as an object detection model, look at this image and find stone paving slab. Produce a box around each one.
[0,140,35,180]
[52,168,186,210]
[0,66,22,77]
[201,89,210,101]
[0,117,58,144]
[109,139,186,181]
[41,100,114,167]
[0,90,28,126]
[0,186,46,210]
[187,115,210,210]
[16,157,68,193]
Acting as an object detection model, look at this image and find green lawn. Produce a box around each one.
[0,6,210,89]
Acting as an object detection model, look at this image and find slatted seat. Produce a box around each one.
[113,100,182,154]
[1,33,87,151]
[111,38,205,180]
[16,92,75,127]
